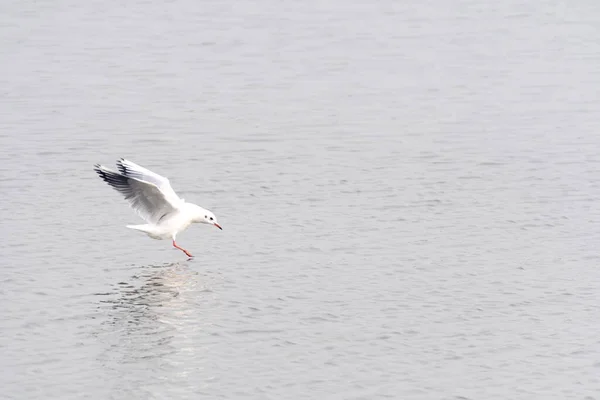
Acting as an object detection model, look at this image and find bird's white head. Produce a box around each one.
[188,204,222,230]
[196,208,222,230]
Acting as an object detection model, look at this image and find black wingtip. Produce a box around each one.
[117,158,127,175]
[94,166,130,191]
[93,166,105,178]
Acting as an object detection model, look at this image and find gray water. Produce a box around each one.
[1,0,600,399]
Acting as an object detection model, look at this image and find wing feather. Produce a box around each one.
[94,160,183,224]
[116,158,183,205]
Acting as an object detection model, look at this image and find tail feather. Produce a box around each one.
[126,224,152,232]
[126,224,165,240]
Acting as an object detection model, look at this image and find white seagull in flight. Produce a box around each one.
[94,158,222,258]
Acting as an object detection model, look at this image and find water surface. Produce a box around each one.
[1,0,600,398]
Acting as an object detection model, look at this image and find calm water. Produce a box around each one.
[1,0,600,399]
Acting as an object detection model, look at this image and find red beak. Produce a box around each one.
[214,223,222,230]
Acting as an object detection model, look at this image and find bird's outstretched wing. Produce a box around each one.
[94,159,184,224]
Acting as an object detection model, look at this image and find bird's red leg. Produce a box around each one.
[172,240,193,257]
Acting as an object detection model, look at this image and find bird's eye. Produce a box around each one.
[205,215,207,218]
[210,217,213,221]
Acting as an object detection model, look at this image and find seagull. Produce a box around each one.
[93,158,222,258]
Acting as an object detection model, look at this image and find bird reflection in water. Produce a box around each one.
[95,261,199,366]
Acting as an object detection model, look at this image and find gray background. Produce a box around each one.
[1,0,599,399]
